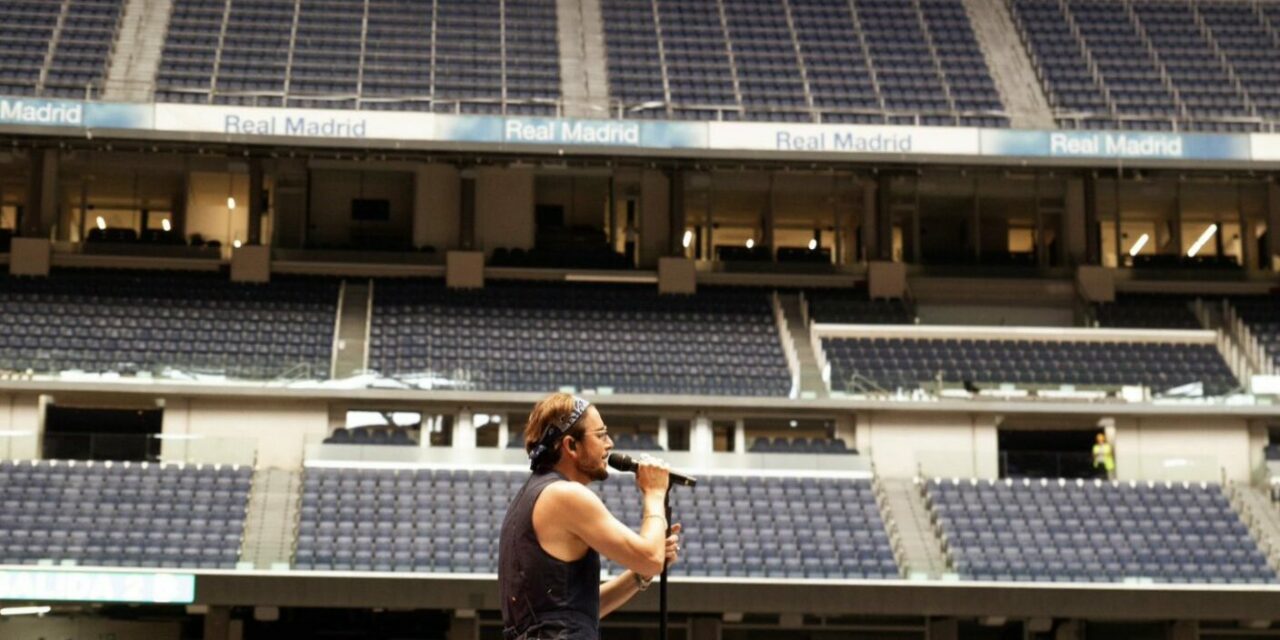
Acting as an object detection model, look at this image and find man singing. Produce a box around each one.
[499,393,681,640]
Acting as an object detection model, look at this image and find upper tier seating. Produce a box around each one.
[822,336,1239,395]
[602,0,1007,126]
[156,0,559,115]
[927,478,1277,584]
[748,437,855,454]
[1009,0,1279,132]
[0,459,252,569]
[1094,294,1202,330]
[324,428,418,447]
[369,281,792,396]
[806,290,914,324]
[295,466,899,579]
[0,271,337,379]
[1231,297,1280,371]
[0,0,123,98]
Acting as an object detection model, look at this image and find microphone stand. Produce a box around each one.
[659,487,671,640]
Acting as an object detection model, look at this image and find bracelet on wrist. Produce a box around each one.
[633,571,653,591]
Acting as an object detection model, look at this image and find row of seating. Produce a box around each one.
[0,460,251,569]
[927,478,1276,583]
[1010,0,1280,132]
[156,0,560,114]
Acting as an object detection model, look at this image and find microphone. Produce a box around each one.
[608,453,697,488]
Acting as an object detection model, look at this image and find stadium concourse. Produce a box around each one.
[5,0,1280,639]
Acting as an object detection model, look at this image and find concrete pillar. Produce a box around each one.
[1054,620,1083,640]
[861,178,878,262]
[475,167,534,254]
[247,159,265,245]
[927,618,958,640]
[1064,176,1086,267]
[733,418,746,454]
[455,409,476,450]
[1169,620,1198,640]
[834,414,855,450]
[690,616,722,640]
[1267,182,1280,271]
[1083,174,1099,265]
[669,169,686,257]
[414,163,461,251]
[874,174,894,261]
[763,173,776,256]
[496,413,509,449]
[22,148,57,238]
[271,160,308,249]
[202,606,232,640]
[657,417,669,450]
[447,612,477,640]
[640,169,671,269]
[692,414,713,455]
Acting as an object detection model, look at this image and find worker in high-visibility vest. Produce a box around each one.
[1092,432,1115,480]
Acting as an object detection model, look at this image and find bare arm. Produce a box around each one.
[545,482,668,577]
[600,524,682,618]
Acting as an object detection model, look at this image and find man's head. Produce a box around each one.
[1096,433,1107,444]
[525,392,613,483]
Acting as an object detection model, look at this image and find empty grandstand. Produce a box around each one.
[2,0,1280,637]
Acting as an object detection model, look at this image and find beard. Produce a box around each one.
[576,453,609,482]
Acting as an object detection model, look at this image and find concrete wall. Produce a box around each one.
[475,167,535,254]
[0,393,41,460]
[415,163,461,251]
[858,411,999,479]
[308,168,414,248]
[639,169,670,268]
[1116,416,1252,483]
[161,397,329,469]
[535,174,608,229]
[187,171,249,246]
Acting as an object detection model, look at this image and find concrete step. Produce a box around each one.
[961,0,1055,129]
[332,280,371,379]
[778,293,828,399]
[242,468,302,569]
[879,477,949,579]
[1230,483,1280,574]
[104,0,173,102]
[557,0,611,117]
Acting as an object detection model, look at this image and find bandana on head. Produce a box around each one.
[528,396,591,471]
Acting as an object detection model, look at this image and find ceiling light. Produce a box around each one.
[161,219,171,232]
[745,239,755,249]
[807,239,817,251]
[1,606,51,616]
[682,230,693,249]
[226,197,236,210]
[1128,233,1149,257]
[95,216,105,230]
[1187,224,1218,257]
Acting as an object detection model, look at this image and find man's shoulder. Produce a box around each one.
[538,479,603,510]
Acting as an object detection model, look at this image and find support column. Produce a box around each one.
[874,174,893,261]
[656,417,669,450]
[733,418,746,454]
[861,177,878,262]
[669,168,686,257]
[455,409,476,450]
[202,606,232,640]
[447,611,478,640]
[763,173,776,256]
[1267,181,1280,271]
[22,148,57,238]
[1169,620,1198,640]
[926,618,958,640]
[1083,173,1099,265]
[691,414,713,455]
[247,158,265,245]
[690,616,722,640]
